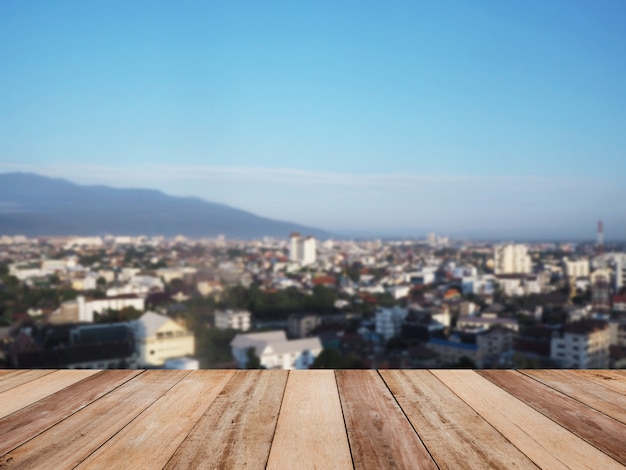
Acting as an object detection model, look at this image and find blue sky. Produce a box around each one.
[1,1,625,238]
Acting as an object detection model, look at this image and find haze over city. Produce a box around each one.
[1,1,625,239]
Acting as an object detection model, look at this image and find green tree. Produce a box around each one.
[311,349,365,369]
[196,328,238,368]
[94,306,143,323]
[246,347,263,369]
[455,356,477,369]
[311,349,344,369]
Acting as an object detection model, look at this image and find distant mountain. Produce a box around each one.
[0,173,330,239]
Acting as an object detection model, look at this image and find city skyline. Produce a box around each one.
[1,1,626,238]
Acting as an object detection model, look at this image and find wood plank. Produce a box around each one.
[0,370,189,469]
[0,370,24,380]
[0,370,56,394]
[0,369,99,419]
[164,370,288,470]
[380,370,538,470]
[574,370,626,395]
[521,369,626,426]
[336,370,437,470]
[432,370,623,470]
[76,370,235,470]
[479,369,626,465]
[266,370,352,470]
[0,369,141,456]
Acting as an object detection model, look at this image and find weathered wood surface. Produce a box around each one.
[164,370,288,470]
[0,369,624,470]
[380,370,538,469]
[479,369,626,465]
[336,370,437,469]
[266,370,352,470]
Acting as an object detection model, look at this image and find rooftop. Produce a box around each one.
[0,369,625,468]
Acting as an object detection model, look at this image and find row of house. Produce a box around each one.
[10,311,195,369]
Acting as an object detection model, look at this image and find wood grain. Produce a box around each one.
[521,369,626,426]
[380,370,538,470]
[0,369,625,469]
[0,370,24,381]
[0,370,55,394]
[0,369,141,456]
[76,370,235,470]
[432,370,623,470]
[479,369,626,465]
[164,370,288,470]
[0,369,98,419]
[266,370,352,470]
[574,370,626,395]
[0,370,189,469]
[336,370,437,470]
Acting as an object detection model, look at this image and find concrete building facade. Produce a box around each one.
[494,244,532,275]
[289,233,317,266]
[133,312,195,367]
[214,309,251,332]
[550,320,610,369]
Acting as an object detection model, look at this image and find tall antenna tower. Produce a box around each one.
[597,220,604,255]
[592,220,610,312]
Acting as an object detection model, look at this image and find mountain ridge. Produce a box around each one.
[0,172,330,239]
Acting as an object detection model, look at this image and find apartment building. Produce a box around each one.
[214,309,251,332]
[133,312,195,367]
[494,244,532,275]
[51,294,145,324]
[289,233,316,266]
[288,313,322,338]
[375,306,408,341]
[563,257,590,279]
[550,320,610,369]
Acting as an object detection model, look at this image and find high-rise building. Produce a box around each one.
[615,254,626,291]
[494,244,532,275]
[427,232,436,247]
[289,233,317,266]
[289,232,301,263]
[591,269,612,312]
[563,258,590,279]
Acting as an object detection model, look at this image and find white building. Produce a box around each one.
[462,275,496,296]
[133,312,195,367]
[550,320,610,369]
[495,275,542,297]
[63,237,104,249]
[375,306,408,341]
[457,315,519,332]
[71,272,99,291]
[494,244,532,275]
[563,258,590,279]
[230,331,322,370]
[427,232,436,247]
[214,309,251,331]
[52,294,145,323]
[289,233,317,266]
[386,285,411,300]
[615,254,626,290]
[41,259,68,273]
[405,268,436,286]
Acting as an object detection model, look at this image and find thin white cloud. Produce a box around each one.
[0,161,607,192]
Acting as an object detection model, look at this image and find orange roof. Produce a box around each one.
[313,276,336,286]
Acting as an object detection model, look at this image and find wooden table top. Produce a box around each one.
[0,369,625,469]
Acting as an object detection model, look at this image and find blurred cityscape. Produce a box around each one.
[1,226,626,371]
